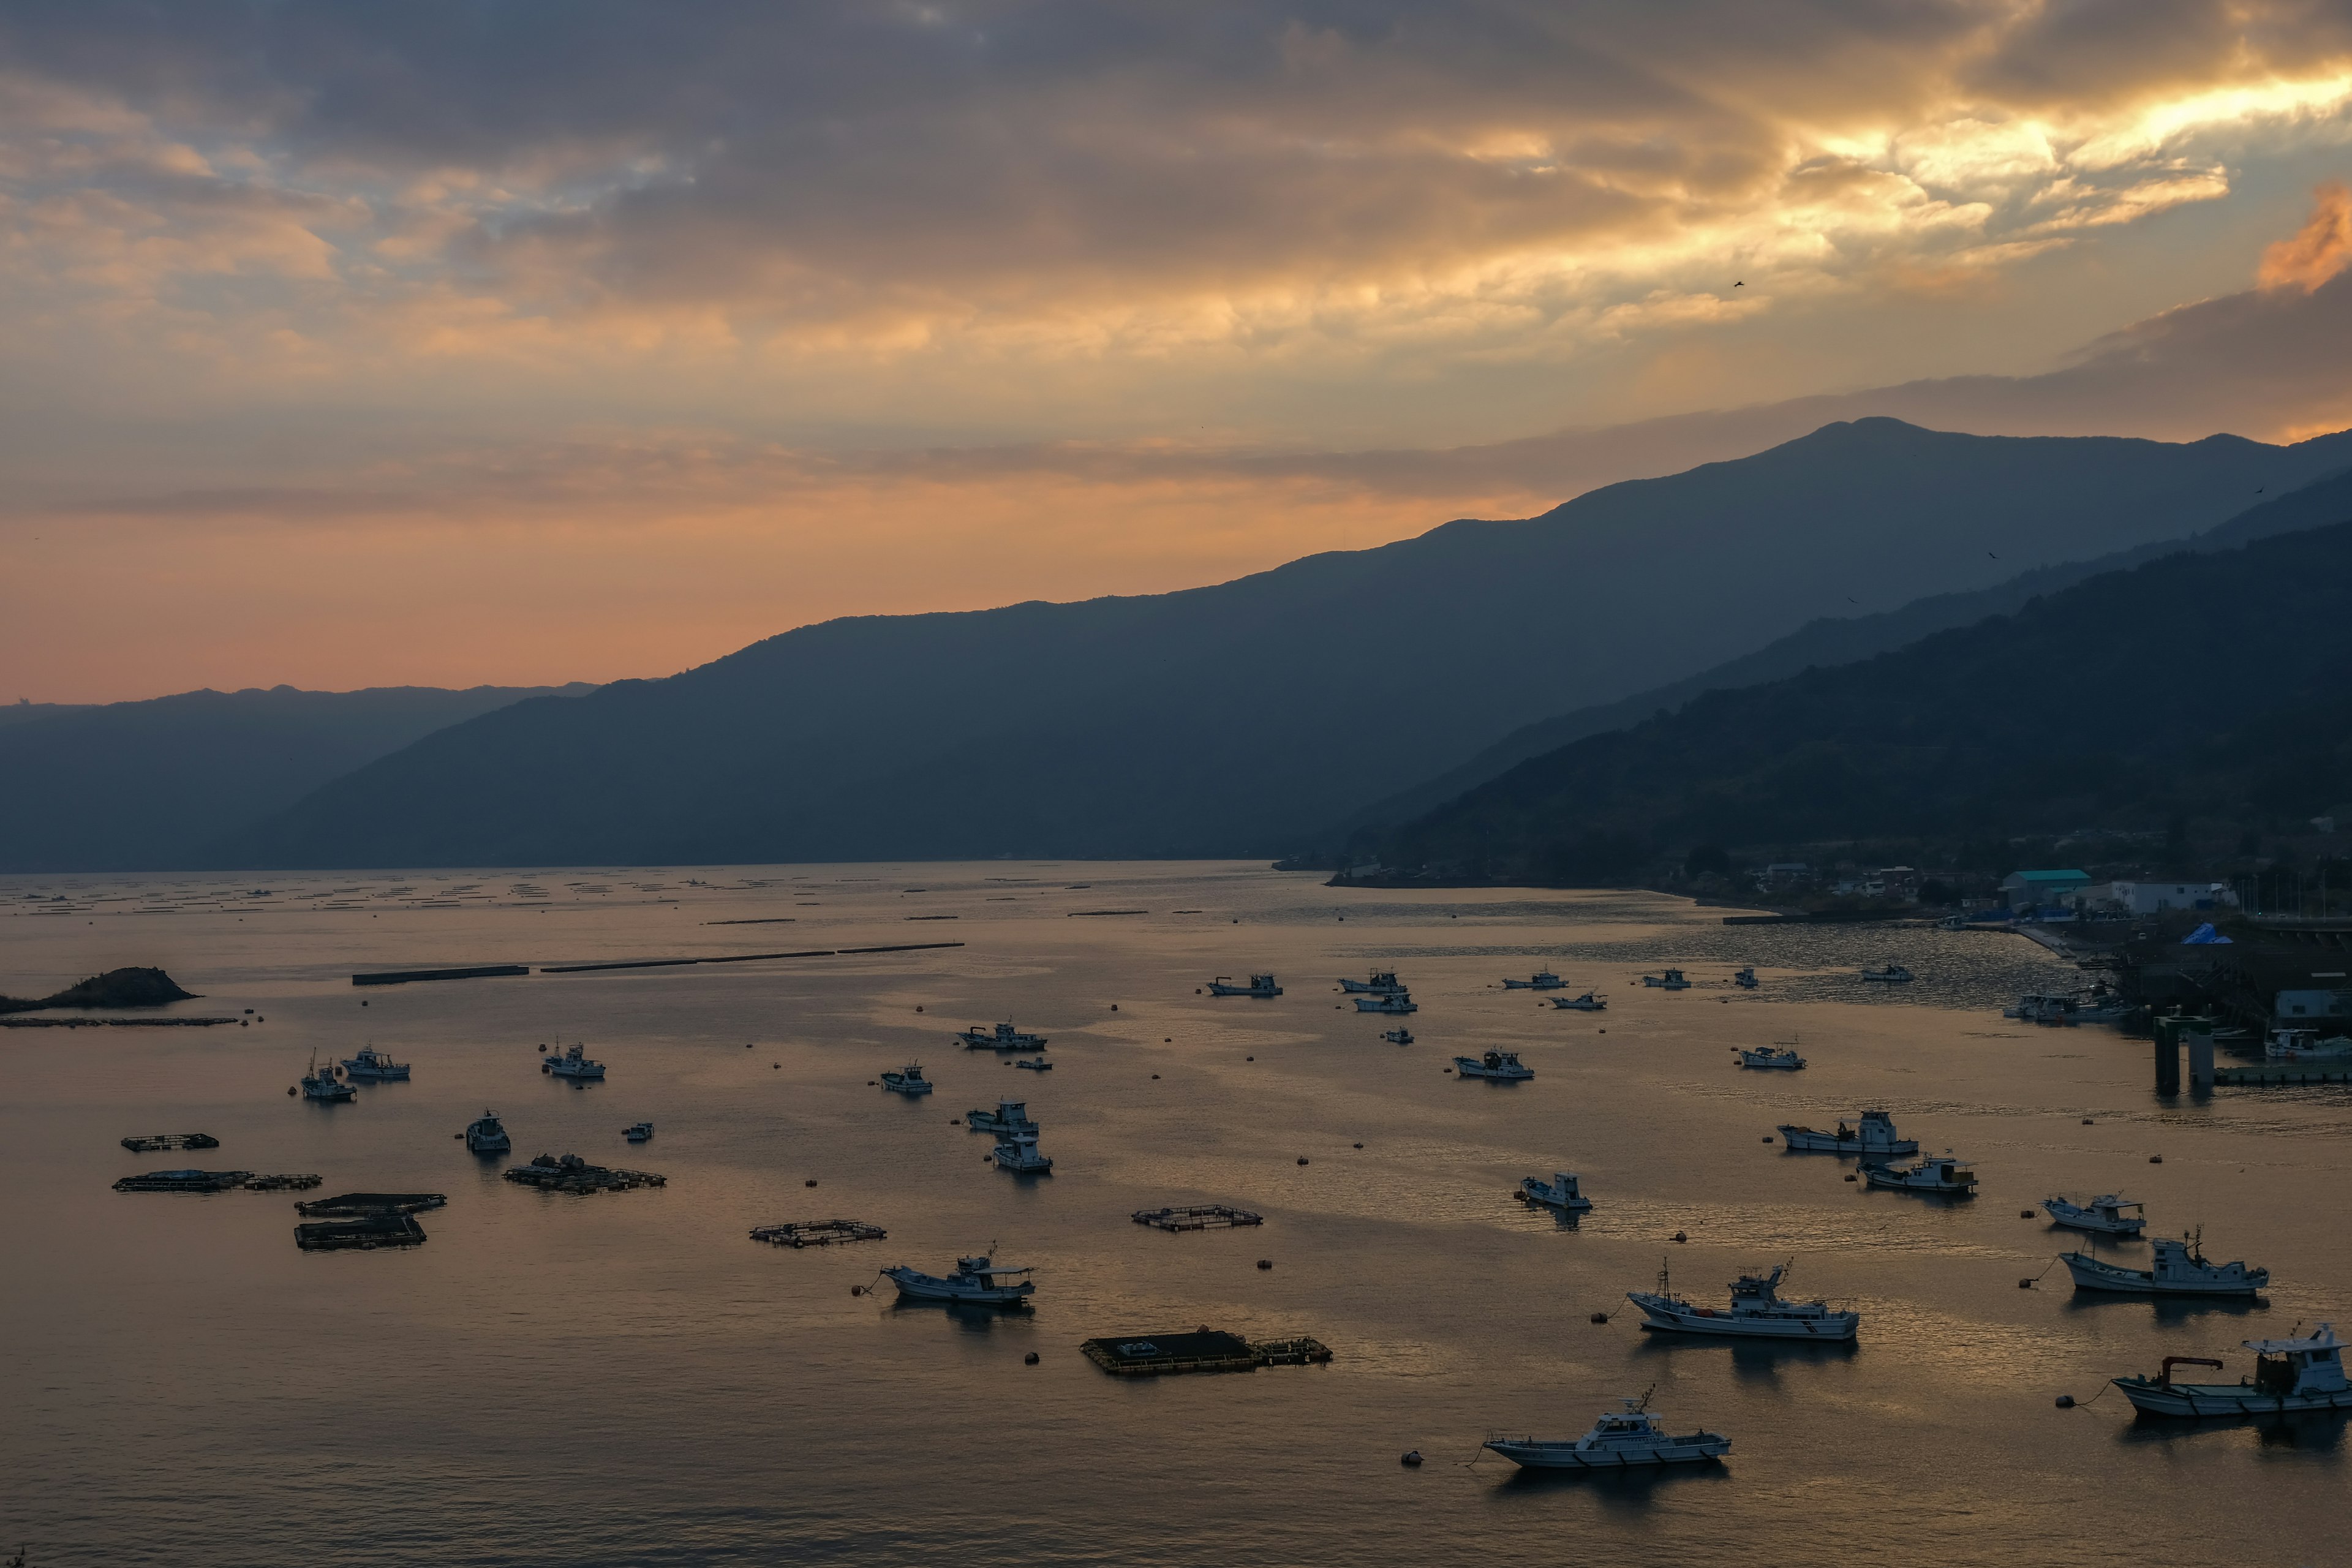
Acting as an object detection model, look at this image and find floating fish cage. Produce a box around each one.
[502,1153,666,1194]
[295,1192,448,1217]
[112,1169,320,1193]
[243,1173,324,1191]
[295,1212,428,1251]
[121,1133,220,1153]
[1131,1204,1264,1232]
[749,1219,888,1248]
[1079,1329,1332,1377]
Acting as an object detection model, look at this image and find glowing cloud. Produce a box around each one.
[2260,181,2352,292]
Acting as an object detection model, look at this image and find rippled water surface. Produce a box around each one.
[4,864,2347,1566]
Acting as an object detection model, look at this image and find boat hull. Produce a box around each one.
[889,1276,1033,1306]
[1862,1169,1973,1195]
[1352,997,1414,1013]
[302,1084,356,1102]
[2042,1207,2143,1236]
[1775,1127,1918,1156]
[1483,1436,1728,1469]
[2114,1379,2352,1418]
[2062,1254,2266,1295]
[548,1065,605,1080]
[1455,1058,1532,1081]
[1625,1295,1858,1340]
[880,1077,933,1095]
[1550,998,1605,1011]
[342,1065,410,1081]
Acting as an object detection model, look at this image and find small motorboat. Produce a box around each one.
[1381,1027,1414,1045]
[880,1063,935,1096]
[1011,1057,1053,1071]
[1207,974,1282,997]
[1550,992,1607,1011]
[1736,1044,1805,1070]
[2113,1324,2352,1417]
[2041,1193,2144,1236]
[965,1099,1039,1137]
[1860,963,1915,984]
[1640,969,1692,990]
[1626,1262,1858,1341]
[1517,1171,1591,1212]
[1354,992,1416,1014]
[1502,970,1566,990]
[464,1109,511,1155]
[340,1046,411,1082]
[300,1052,356,1102]
[545,1042,606,1081]
[992,1131,1054,1174]
[1732,967,1758,990]
[1483,1395,1730,1470]
[1863,1151,1976,1196]
[956,1022,1047,1051]
[1775,1109,1917,1156]
[2063,1232,2268,1296]
[623,1121,654,1143]
[1338,970,1406,995]
[881,1254,1036,1306]
[1455,1050,1533,1082]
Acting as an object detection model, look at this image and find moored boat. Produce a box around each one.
[2064,1232,2268,1296]
[2113,1324,2351,1417]
[623,1121,654,1143]
[1208,974,1282,997]
[300,1052,355,1102]
[1455,1050,1533,1082]
[1626,1262,1858,1340]
[1732,967,1758,989]
[2267,1027,2352,1062]
[992,1130,1054,1174]
[1483,1395,1730,1470]
[464,1109,511,1154]
[1517,1170,1591,1212]
[956,1021,1047,1051]
[1338,970,1406,994]
[1012,1057,1052,1071]
[2041,1193,2144,1235]
[1737,1044,1804,1070]
[1550,992,1607,1011]
[1860,963,1915,984]
[545,1042,606,1081]
[964,1099,1038,1137]
[881,1253,1036,1306]
[1775,1109,1917,1156]
[1502,970,1565,990]
[1381,1027,1414,1044]
[1862,1151,1976,1195]
[1640,969,1691,990]
[1354,992,1416,1014]
[340,1046,411,1082]
[880,1063,934,1095]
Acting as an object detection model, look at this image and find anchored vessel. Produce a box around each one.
[881,1254,1035,1306]
[121,1133,219,1153]
[1455,1049,1534,1082]
[965,1099,1039,1137]
[1776,1109,1917,1156]
[1738,1044,1805,1070]
[1354,992,1417,1014]
[2064,1233,2269,1296]
[880,1063,934,1096]
[1381,1027,1414,1044]
[1517,1171,1591,1212]
[1733,967,1758,989]
[1626,1262,1858,1340]
[464,1109,511,1155]
[992,1129,1054,1174]
[1502,970,1566,990]
[1483,1395,1730,1470]
[1550,992,1607,1011]
[956,1022,1048,1051]
[624,1121,654,1142]
[1208,974,1282,998]
[1339,970,1406,995]
[1640,969,1692,990]
[2042,1194,2144,1236]
[545,1042,606,1081]
[340,1046,411,1082]
[1860,963,1915,984]
[300,1052,355,1102]
[2114,1324,2352,1417]
[1012,1057,1052,1071]
[1863,1152,1977,1195]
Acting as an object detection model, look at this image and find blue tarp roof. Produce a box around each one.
[2180,922,2233,944]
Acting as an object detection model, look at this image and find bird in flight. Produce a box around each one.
[1733,281,1744,287]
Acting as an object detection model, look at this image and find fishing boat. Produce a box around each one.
[2267,1028,2352,1062]
[1626,1261,1858,1341]
[1208,974,1283,998]
[545,1042,606,1081]
[1640,969,1691,990]
[1737,1044,1804,1070]
[623,1121,654,1143]
[1455,1050,1533,1082]
[881,1253,1036,1306]
[965,1099,1039,1137]
[1381,1027,1414,1044]
[1550,992,1607,1011]
[1502,970,1566,990]
[992,1131,1054,1174]
[1012,1057,1052,1071]
[1483,1394,1730,1470]
[1862,1151,1976,1196]
[340,1046,411,1082]
[1517,1171,1591,1212]
[300,1052,355,1102]
[1860,963,1915,984]
[2063,1232,2269,1296]
[1338,970,1406,995]
[1775,1109,1917,1156]
[880,1063,934,1096]
[2041,1193,2144,1236]
[1732,967,1758,990]
[464,1109,510,1155]
[1354,992,1416,1014]
[956,1022,1048,1051]
[2113,1324,2352,1417]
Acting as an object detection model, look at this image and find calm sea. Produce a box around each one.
[2,863,2343,1566]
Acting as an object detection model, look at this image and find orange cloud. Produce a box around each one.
[2260,181,2352,292]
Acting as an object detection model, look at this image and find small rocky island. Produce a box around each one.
[0,967,198,1016]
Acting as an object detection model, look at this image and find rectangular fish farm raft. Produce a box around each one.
[121,1133,219,1153]
[750,1219,888,1248]
[295,1213,428,1251]
[1132,1204,1263,1232]
[113,1170,322,1193]
[502,1154,666,1193]
[295,1192,448,1216]
[1080,1330,1333,1376]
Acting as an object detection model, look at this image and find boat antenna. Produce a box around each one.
[1635,1382,1656,1412]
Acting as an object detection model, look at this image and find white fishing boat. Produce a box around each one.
[2267,1027,2352,1062]
[1626,1262,1858,1341]
[1011,1057,1052,1071]
[1338,970,1406,995]
[1502,970,1566,990]
[963,1099,1038,1137]
[1483,1395,1730,1470]
[545,1042,606,1081]
[1455,1050,1533,1082]
[1354,992,1416,1014]
[1860,963,1915,984]
[1517,1171,1591,1212]
[1208,974,1282,997]
[464,1109,510,1154]
[2041,1193,2144,1235]
[881,1254,1036,1306]
[300,1052,355,1102]
[1862,1150,1976,1195]
[1736,1043,1804,1070]
[2064,1232,2269,1296]
[2113,1324,2352,1417]
[992,1131,1054,1174]
[1640,969,1691,990]
[1381,1027,1414,1044]
[955,1022,1048,1051]
[623,1121,654,1142]
[1732,967,1758,990]
[340,1046,411,1082]
[1775,1109,1917,1156]
[1550,992,1607,1011]
[880,1062,934,1095]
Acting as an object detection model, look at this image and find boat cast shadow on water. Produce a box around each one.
[1493,1461,1733,1502]
[2114,1408,2351,1452]
[2059,1292,2272,1324]
[1630,1336,1860,1381]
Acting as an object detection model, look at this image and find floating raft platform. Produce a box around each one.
[352,964,530,987]
[4,1017,240,1028]
[1080,1329,1332,1376]
[122,1133,220,1152]
[503,1153,666,1193]
[1133,1204,1264,1232]
[295,1191,448,1216]
[2215,1067,2352,1085]
[750,1219,888,1248]
[113,1169,321,1193]
[243,1173,324,1191]
[296,1212,428,1251]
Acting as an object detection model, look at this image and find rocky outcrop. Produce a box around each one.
[0,966,198,1014]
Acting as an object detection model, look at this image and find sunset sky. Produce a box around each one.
[8,1,2352,702]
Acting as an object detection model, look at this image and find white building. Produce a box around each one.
[2098,880,2234,914]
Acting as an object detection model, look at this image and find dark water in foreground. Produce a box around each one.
[3,864,2346,1566]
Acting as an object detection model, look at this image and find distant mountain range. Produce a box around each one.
[1363,517,2352,881]
[192,417,2349,872]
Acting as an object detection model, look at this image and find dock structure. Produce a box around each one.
[295,1213,428,1251]
[112,1170,321,1193]
[121,1133,219,1153]
[295,1192,448,1216]
[2215,1066,2352,1086]
[1079,1329,1333,1376]
[1132,1204,1264,1232]
[748,1219,889,1248]
[351,964,530,987]
[502,1153,666,1194]
[243,1173,324,1191]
